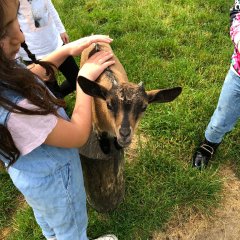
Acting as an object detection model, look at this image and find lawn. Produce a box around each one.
[0,0,235,239]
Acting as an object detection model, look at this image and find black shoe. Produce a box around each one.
[192,139,220,169]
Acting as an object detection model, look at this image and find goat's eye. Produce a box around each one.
[107,102,113,111]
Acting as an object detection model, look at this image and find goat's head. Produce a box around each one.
[78,76,182,148]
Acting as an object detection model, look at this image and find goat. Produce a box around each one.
[78,43,182,154]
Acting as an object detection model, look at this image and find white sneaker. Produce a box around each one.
[94,234,118,240]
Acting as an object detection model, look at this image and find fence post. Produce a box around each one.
[79,130,125,212]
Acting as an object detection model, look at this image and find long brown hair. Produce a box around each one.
[0,1,65,166]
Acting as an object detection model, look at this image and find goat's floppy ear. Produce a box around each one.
[147,87,182,103]
[77,76,108,100]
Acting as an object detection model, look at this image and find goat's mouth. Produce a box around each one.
[117,138,132,148]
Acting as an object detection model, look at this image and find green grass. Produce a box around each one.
[0,171,21,229]
[1,0,236,239]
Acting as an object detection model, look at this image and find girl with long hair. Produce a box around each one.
[0,0,117,239]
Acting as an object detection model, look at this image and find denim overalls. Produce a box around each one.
[0,89,88,240]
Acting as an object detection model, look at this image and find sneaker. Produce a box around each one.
[192,139,220,169]
[93,234,118,240]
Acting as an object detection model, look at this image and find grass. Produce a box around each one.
[0,170,21,229]
[0,0,236,239]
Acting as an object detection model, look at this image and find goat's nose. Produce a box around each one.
[119,127,131,138]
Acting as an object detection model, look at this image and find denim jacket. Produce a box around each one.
[0,88,80,177]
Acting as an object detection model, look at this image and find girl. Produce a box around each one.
[0,0,117,239]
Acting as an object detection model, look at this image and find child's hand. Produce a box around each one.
[78,51,115,81]
[67,35,113,57]
[60,32,70,44]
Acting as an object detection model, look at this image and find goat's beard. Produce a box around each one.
[116,135,132,148]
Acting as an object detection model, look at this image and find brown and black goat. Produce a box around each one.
[78,43,182,154]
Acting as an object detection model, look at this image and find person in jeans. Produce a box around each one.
[192,1,240,169]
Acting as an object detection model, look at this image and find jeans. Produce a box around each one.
[205,69,240,143]
[8,157,88,240]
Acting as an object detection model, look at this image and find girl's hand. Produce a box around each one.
[60,32,70,44]
[78,50,115,81]
[67,35,113,57]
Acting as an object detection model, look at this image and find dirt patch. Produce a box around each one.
[153,166,240,240]
[0,227,11,240]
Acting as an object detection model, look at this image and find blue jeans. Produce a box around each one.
[205,69,240,143]
[8,157,88,240]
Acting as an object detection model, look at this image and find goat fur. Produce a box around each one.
[78,43,182,152]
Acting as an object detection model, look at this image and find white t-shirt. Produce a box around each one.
[18,0,66,60]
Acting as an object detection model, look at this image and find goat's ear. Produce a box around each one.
[77,76,108,100]
[147,87,182,104]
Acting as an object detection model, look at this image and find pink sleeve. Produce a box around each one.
[7,99,58,156]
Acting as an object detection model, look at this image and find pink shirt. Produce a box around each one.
[7,99,58,156]
[230,4,240,75]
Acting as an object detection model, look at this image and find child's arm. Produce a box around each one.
[29,35,112,78]
[44,50,115,148]
[46,0,67,41]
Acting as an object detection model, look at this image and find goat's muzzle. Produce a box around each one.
[117,127,132,147]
